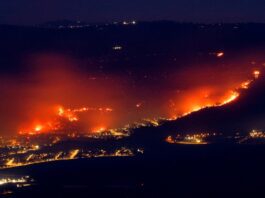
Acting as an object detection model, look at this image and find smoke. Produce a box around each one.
[0,52,259,136]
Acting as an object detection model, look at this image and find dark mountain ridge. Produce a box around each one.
[158,70,265,136]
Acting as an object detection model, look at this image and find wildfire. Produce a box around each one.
[19,105,114,135]
[93,127,106,133]
[58,107,64,116]
[57,106,78,122]
[17,69,260,136]
[241,80,252,89]
[168,69,260,121]
[253,70,260,79]
[221,91,240,105]
[34,125,43,132]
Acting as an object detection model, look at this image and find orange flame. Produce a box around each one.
[17,67,260,136]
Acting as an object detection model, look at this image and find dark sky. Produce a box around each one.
[1,0,265,25]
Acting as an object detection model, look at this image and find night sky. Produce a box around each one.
[1,0,265,25]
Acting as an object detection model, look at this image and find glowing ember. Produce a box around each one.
[58,107,64,116]
[57,106,79,122]
[19,105,114,135]
[241,80,252,89]
[35,125,43,132]
[136,102,143,108]
[93,127,106,133]
[253,70,260,79]
[221,91,240,105]
[17,70,260,136]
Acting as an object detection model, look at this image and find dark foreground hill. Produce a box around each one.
[128,69,265,147]
[2,144,265,198]
[155,70,265,137]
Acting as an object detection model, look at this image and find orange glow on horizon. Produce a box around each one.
[17,66,260,136]
[93,126,107,133]
[221,91,240,105]
[241,80,252,89]
[19,105,114,135]
[34,125,43,132]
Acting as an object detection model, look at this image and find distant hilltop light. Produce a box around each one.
[122,20,137,25]
[113,45,123,50]
[208,51,224,58]
[216,51,224,58]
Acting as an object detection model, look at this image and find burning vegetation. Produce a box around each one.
[0,53,262,136]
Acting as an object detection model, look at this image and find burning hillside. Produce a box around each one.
[8,53,260,136]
